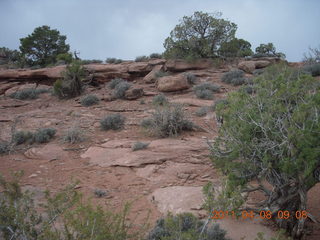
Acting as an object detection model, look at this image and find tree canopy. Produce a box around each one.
[218,38,253,58]
[255,42,285,58]
[163,11,237,59]
[19,25,70,67]
[209,65,320,238]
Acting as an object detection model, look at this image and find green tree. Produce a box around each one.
[218,38,253,58]
[0,47,20,64]
[208,64,320,239]
[255,42,285,58]
[19,25,70,67]
[163,11,237,59]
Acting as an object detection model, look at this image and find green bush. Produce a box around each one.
[12,131,34,144]
[80,94,100,106]
[56,52,73,64]
[63,127,84,144]
[147,213,230,240]
[154,70,169,78]
[135,55,149,62]
[195,106,210,117]
[108,78,125,89]
[0,141,10,154]
[93,189,107,198]
[302,63,320,76]
[152,94,168,106]
[132,142,150,151]
[221,69,247,86]
[142,104,194,137]
[53,61,85,99]
[113,81,131,99]
[80,59,103,64]
[193,83,220,100]
[106,58,123,64]
[100,114,125,131]
[140,118,153,128]
[184,73,197,85]
[9,88,49,100]
[13,128,56,145]
[149,53,162,59]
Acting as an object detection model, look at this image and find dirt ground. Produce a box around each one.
[0,67,319,240]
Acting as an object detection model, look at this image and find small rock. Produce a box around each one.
[29,174,37,178]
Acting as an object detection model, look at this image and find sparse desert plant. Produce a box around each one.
[221,69,247,86]
[80,94,100,106]
[147,212,230,240]
[12,130,34,145]
[184,72,197,85]
[253,68,264,76]
[195,106,210,117]
[211,99,229,111]
[53,61,85,99]
[152,94,168,106]
[80,59,103,64]
[106,58,123,64]
[154,70,169,78]
[139,99,145,104]
[94,189,107,198]
[9,88,49,100]
[132,142,150,151]
[33,128,56,143]
[100,114,125,131]
[135,55,149,62]
[108,78,124,89]
[193,82,220,100]
[142,104,194,137]
[149,53,162,59]
[302,63,320,76]
[113,81,131,99]
[140,118,153,128]
[0,141,10,154]
[63,127,84,144]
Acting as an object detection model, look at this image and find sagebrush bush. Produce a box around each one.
[141,104,194,137]
[63,127,84,144]
[100,114,125,131]
[221,69,247,86]
[193,82,220,100]
[152,94,168,106]
[211,99,229,111]
[9,88,49,100]
[195,106,210,117]
[302,63,320,76]
[113,81,131,99]
[184,72,197,85]
[33,128,56,143]
[147,213,230,240]
[80,59,103,64]
[53,61,85,99]
[106,58,123,64]
[135,55,149,62]
[140,118,153,128]
[94,189,107,198]
[12,131,34,145]
[0,141,10,154]
[149,53,162,59]
[253,69,264,76]
[108,78,124,89]
[80,94,100,106]
[13,128,56,145]
[132,142,150,151]
[154,70,169,78]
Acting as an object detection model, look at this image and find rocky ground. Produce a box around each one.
[0,59,319,240]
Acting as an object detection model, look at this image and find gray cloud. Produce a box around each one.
[0,0,319,61]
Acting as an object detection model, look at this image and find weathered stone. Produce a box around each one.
[124,87,144,100]
[143,65,163,83]
[165,59,213,72]
[238,60,272,73]
[157,74,190,92]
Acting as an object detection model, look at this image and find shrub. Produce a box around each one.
[140,118,153,128]
[302,63,320,76]
[152,94,168,106]
[195,106,210,117]
[139,99,146,104]
[12,131,34,145]
[147,213,230,240]
[184,73,197,85]
[100,114,125,131]
[253,69,264,76]
[56,52,73,64]
[0,141,10,154]
[221,69,247,86]
[63,127,84,144]
[9,88,49,100]
[211,99,229,111]
[149,53,162,59]
[80,94,100,106]
[33,128,56,143]
[142,104,194,137]
[154,70,169,78]
[108,78,124,89]
[135,55,149,62]
[132,142,150,151]
[106,58,123,64]
[80,59,103,64]
[53,61,85,99]
[193,82,220,99]
[113,81,131,99]
[94,189,107,198]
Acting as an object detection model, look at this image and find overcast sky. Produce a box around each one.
[0,0,319,62]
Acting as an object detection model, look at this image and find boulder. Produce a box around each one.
[5,83,37,96]
[143,65,163,83]
[124,87,144,100]
[238,60,271,73]
[0,81,20,95]
[157,74,190,92]
[165,59,213,72]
